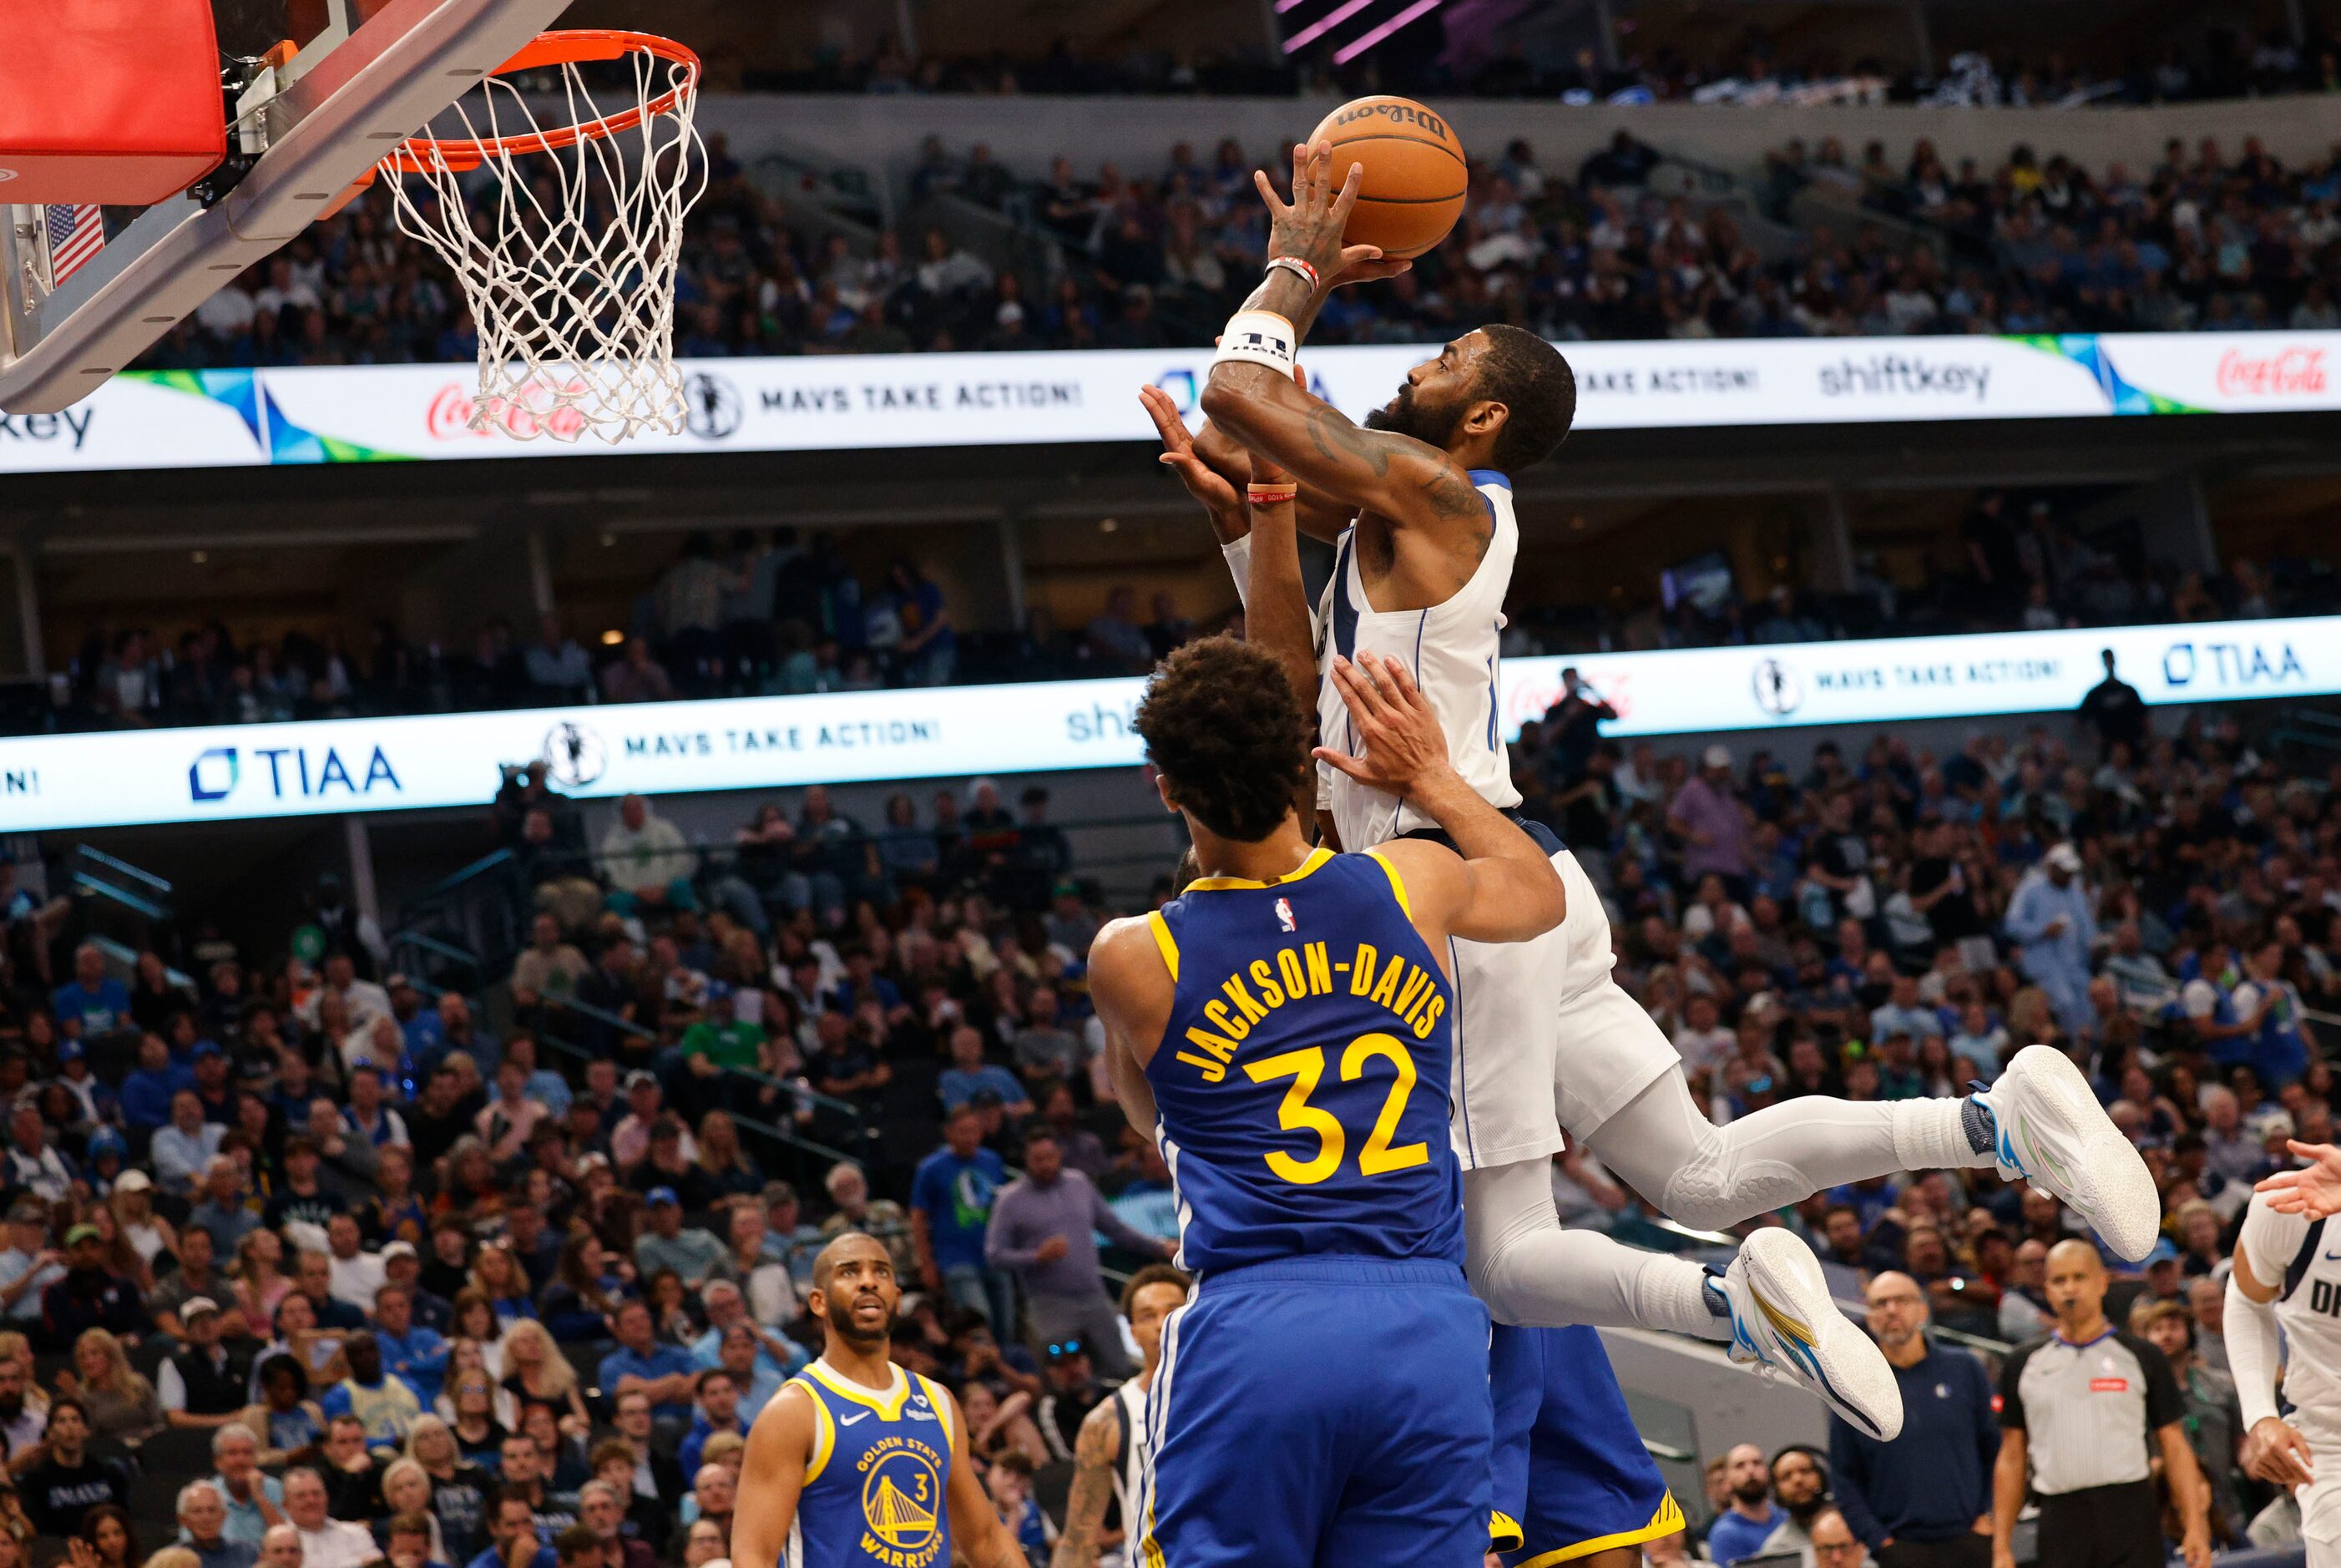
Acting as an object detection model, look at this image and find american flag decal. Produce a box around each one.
[45,204,104,286]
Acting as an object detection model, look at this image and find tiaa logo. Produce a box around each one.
[190,744,402,804]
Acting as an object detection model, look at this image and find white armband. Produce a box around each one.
[1211,310,1299,374]
[2227,1272,2284,1429]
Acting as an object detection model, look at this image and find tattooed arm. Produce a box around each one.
[1200,361,1489,533]
[1049,1395,1125,1568]
[1199,147,1480,528]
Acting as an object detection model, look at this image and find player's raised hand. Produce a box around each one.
[1256,140,1378,288]
[1315,650,1451,797]
[1140,385,1242,518]
[2243,1414,2316,1486]
[2256,1140,2341,1217]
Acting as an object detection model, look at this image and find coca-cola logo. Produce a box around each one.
[425,380,594,441]
[2215,346,2326,397]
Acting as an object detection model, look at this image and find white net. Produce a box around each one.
[378,38,706,444]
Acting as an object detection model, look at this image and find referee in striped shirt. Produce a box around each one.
[1991,1239,2211,1568]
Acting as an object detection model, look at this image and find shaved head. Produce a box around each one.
[2045,1239,2108,1335]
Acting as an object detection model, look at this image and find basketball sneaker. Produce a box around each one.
[1717,1228,1904,1440]
[1973,1044,2160,1263]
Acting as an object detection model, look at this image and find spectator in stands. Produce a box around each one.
[524,620,594,705]
[674,1370,740,1479]
[2005,842,2095,1032]
[179,1479,257,1568]
[18,1396,131,1535]
[1706,1441,1786,1563]
[938,1026,1029,1115]
[370,1285,446,1413]
[53,946,133,1042]
[240,1354,326,1468]
[468,1490,554,1568]
[599,798,695,917]
[2129,1297,2242,1540]
[911,1107,1010,1329]
[71,1328,160,1441]
[161,1297,250,1430]
[594,1302,696,1428]
[153,1085,232,1198]
[42,1223,145,1349]
[510,918,588,1024]
[0,1202,63,1331]
[210,1423,286,1541]
[318,1332,421,1451]
[196,1161,263,1262]
[575,1480,649,1568]
[1083,588,1151,672]
[1831,1271,1995,1562]
[6,1105,74,1204]
[985,1130,1170,1378]
[598,640,674,707]
[1009,985,1082,1089]
[632,1193,721,1292]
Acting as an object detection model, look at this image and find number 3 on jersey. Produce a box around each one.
[1243,1032,1430,1184]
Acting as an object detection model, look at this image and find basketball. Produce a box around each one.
[1307,94,1467,260]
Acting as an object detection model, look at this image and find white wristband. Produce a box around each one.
[1211,310,1298,374]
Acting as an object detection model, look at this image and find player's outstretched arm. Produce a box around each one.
[1138,387,1356,549]
[2228,1201,2318,1487]
[1242,444,1322,828]
[1197,142,1469,530]
[1317,650,1563,944]
[2255,1139,2341,1217]
[730,1384,815,1568]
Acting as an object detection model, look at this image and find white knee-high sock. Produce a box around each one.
[1463,1160,1729,1341]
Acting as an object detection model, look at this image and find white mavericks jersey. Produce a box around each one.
[2242,1193,2341,1427]
[1315,469,1521,851]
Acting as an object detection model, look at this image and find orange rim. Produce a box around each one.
[382,29,699,175]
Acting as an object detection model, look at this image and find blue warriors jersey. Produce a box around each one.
[785,1361,958,1568]
[1144,844,1464,1272]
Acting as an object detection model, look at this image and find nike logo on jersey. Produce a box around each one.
[838,1410,872,1426]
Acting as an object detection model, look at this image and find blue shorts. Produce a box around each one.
[1490,1325,1683,1566]
[1141,1254,1492,1568]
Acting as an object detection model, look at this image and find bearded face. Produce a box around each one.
[1363,374,1470,449]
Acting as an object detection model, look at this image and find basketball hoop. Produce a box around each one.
[376,30,705,443]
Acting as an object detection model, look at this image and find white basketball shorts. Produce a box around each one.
[1447,847,1682,1172]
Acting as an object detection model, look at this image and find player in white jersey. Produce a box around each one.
[1049,1265,1188,1568]
[1150,139,2160,1436]
[2237,1142,2341,1563]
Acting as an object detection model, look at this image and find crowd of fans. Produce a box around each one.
[122,89,2341,372]
[0,756,1181,1567]
[928,126,2341,347]
[3,625,2341,1560]
[29,542,1225,735]
[1512,670,2341,1555]
[756,25,2341,111]
[1762,131,2341,336]
[27,508,2328,739]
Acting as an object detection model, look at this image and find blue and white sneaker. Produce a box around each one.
[1718,1227,1904,1440]
[1974,1044,2159,1262]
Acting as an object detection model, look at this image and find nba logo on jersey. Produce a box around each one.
[1275,897,1297,932]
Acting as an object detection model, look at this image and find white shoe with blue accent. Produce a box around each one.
[1719,1227,1904,1441]
[1975,1044,2159,1263]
